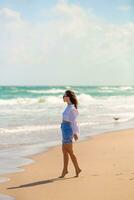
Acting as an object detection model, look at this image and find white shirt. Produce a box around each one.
[62,104,79,134]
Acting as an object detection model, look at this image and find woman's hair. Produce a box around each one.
[65,90,78,109]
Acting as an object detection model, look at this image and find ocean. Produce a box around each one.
[0,85,134,199]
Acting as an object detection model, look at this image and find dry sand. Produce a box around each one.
[0,129,134,200]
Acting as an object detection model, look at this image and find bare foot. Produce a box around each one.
[59,171,68,178]
[75,169,82,177]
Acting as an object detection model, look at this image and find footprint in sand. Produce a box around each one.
[91,174,99,176]
[129,177,134,180]
[115,173,123,176]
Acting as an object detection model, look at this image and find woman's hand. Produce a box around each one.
[73,134,78,141]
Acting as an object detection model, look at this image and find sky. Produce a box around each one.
[0,0,134,86]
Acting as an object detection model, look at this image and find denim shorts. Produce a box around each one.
[61,121,73,144]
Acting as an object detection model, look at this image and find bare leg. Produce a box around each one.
[59,144,69,178]
[65,143,81,177]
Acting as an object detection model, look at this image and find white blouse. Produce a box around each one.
[62,104,79,134]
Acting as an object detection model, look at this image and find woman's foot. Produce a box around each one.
[75,169,82,177]
[59,171,68,178]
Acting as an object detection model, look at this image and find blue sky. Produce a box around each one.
[0,0,134,85]
[0,0,133,23]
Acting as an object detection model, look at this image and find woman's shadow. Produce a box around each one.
[7,176,75,190]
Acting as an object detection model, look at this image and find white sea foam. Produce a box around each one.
[27,89,65,94]
[79,122,95,126]
[1,94,134,121]
[100,86,134,92]
[100,86,119,90]
[0,95,65,106]
[99,88,114,93]
[45,96,62,104]
[98,89,113,93]
[100,87,110,90]
[78,93,96,104]
[0,125,59,134]
[119,86,133,91]
[0,98,37,106]
[0,120,100,135]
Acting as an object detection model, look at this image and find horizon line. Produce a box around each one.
[0,84,134,87]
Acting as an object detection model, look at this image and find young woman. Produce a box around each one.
[59,90,81,178]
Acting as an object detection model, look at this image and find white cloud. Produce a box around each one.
[116,5,132,12]
[0,1,134,85]
[0,8,21,20]
[0,7,19,18]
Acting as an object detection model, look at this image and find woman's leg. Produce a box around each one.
[65,143,81,177]
[59,144,69,178]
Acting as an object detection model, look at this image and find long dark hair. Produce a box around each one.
[65,90,78,109]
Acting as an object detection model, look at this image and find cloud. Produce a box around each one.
[116,5,132,12]
[0,1,134,84]
[0,7,21,20]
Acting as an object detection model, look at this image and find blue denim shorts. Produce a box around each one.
[61,121,73,144]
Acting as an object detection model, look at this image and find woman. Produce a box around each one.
[59,90,81,178]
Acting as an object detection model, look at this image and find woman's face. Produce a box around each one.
[63,93,70,103]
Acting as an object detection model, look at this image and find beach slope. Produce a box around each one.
[0,129,134,200]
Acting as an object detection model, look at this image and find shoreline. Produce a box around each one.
[0,128,134,200]
[0,126,133,179]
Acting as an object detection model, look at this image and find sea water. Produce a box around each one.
[0,85,134,191]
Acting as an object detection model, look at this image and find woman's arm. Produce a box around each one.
[69,109,79,140]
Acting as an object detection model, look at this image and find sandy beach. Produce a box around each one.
[0,129,134,200]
